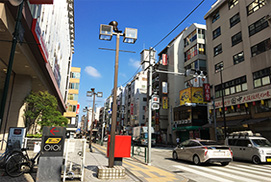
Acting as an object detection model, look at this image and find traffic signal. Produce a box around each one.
[151,95,160,103]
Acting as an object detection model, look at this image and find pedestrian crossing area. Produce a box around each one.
[173,163,271,182]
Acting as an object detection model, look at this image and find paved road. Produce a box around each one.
[149,146,271,182]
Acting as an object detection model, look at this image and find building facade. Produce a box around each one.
[204,0,271,141]
[64,67,81,126]
[0,0,74,144]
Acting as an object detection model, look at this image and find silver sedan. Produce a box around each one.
[172,139,233,166]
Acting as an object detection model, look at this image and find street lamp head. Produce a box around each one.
[9,0,23,6]
[123,28,137,44]
[91,88,95,92]
[99,24,113,41]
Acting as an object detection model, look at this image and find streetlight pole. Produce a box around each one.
[99,21,137,168]
[87,88,102,152]
[0,0,24,133]
[219,66,227,139]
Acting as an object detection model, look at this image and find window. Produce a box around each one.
[184,44,198,62]
[198,29,205,39]
[215,76,247,97]
[198,44,205,55]
[214,44,222,56]
[143,97,147,102]
[230,13,240,27]
[247,0,266,16]
[68,93,78,100]
[215,62,223,73]
[248,17,269,37]
[231,32,242,46]
[213,27,221,39]
[253,68,271,88]
[251,38,271,57]
[70,72,80,79]
[233,51,244,64]
[67,105,77,112]
[143,106,146,111]
[229,0,238,9]
[184,30,197,47]
[69,83,79,89]
[212,11,220,23]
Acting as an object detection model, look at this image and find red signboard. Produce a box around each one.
[76,103,80,114]
[130,103,134,115]
[203,83,211,102]
[29,0,54,4]
[31,19,49,63]
[107,135,131,158]
[162,54,167,65]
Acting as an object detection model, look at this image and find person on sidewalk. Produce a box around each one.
[176,137,180,145]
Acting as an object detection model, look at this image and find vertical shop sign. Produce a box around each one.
[203,83,211,102]
[162,54,167,65]
[162,82,168,94]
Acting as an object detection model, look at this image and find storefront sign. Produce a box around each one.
[162,82,168,94]
[203,83,211,102]
[215,89,271,108]
[130,103,134,115]
[31,19,49,63]
[162,97,168,109]
[180,88,191,106]
[162,54,167,65]
[191,87,204,103]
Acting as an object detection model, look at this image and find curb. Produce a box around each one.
[92,145,142,182]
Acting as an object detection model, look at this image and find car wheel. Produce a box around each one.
[193,155,201,165]
[221,162,229,166]
[172,152,178,160]
[252,155,261,164]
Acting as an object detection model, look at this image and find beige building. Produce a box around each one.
[64,67,81,125]
[204,0,271,140]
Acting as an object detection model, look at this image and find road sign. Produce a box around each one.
[50,127,59,135]
[152,103,159,110]
[151,95,160,103]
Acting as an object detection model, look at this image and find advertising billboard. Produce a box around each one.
[180,87,205,106]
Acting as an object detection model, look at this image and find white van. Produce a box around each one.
[225,131,271,164]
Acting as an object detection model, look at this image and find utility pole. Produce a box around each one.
[147,47,153,165]
[101,104,106,146]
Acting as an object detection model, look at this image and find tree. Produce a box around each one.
[24,91,68,133]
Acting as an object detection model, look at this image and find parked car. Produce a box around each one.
[172,139,233,166]
[225,131,271,164]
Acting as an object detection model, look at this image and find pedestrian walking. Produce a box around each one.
[176,137,180,145]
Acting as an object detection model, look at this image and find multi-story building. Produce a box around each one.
[0,0,74,143]
[204,0,271,141]
[64,67,81,126]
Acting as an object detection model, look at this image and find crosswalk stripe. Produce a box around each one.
[234,164,271,171]
[188,165,260,182]
[210,165,271,181]
[173,165,235,182]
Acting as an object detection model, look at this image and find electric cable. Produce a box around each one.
[153,0,205,49]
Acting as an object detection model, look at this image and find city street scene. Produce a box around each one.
[0,0,271,182]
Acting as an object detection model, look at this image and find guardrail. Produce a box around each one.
[131,143,147,163]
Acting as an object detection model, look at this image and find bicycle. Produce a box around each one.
[0,139,22,168]
[5,147,41,177]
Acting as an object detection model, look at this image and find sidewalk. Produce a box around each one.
[1,144,189,182]
[92,143,189,182]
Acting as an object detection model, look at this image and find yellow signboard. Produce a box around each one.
[45,138,61,144]
[180,88,191,106]
[180,87,204,106]
[162,97,168,109]
[191,87,204,103]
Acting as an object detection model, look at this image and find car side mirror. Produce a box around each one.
[247,144,252,147]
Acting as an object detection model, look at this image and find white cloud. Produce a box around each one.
[129,58,141,69]
[119,72,127,78]
[84,66,101,78]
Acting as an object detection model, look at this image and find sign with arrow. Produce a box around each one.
[41,126,66,157]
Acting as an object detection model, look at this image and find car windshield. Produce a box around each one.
[200,141,219,146]
[251,139,271,147]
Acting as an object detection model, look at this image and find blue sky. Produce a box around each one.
[72,0,217,118]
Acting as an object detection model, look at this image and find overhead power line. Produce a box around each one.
[153,0,206,49]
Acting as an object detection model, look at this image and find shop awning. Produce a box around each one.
[242,117,269,125]
[173,126,202,131]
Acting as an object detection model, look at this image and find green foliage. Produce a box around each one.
[26,134,42,138]
[24,91,68,132]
